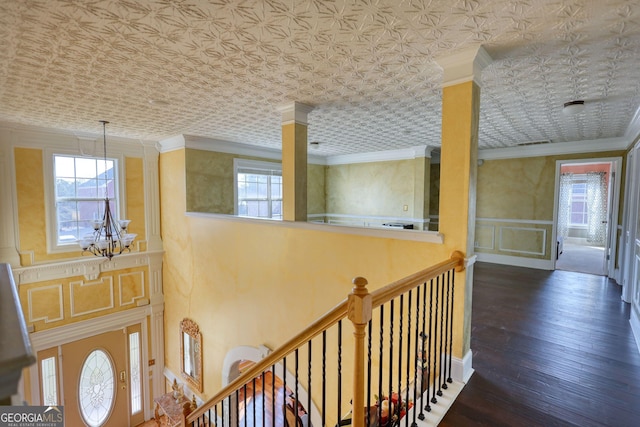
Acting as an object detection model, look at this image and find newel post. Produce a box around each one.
[348,277,372,427]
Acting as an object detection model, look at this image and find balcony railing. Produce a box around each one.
[187,252,465,427]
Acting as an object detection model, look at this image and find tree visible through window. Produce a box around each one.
[54,155,118,245]
[235,160,282,219]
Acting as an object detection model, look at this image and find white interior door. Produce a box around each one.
[631,144,640,323]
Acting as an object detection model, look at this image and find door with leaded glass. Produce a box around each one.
[61,329,129,426]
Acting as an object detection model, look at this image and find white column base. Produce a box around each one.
[451,349,474,383]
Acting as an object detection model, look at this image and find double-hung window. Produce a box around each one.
[234,159,282,219]
[569,178,588,227]
[53,154,120,247]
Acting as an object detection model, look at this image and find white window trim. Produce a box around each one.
[233,158,282,218]
[44,148,127,254]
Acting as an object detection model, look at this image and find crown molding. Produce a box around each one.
[184,135,283,161]
[436,45,492,87]
[13,251,164,284]
[277,102,315,125]
[0,121,155,156]
[479,137,629,160]
[325,145,430,166]
[625,104,640,147]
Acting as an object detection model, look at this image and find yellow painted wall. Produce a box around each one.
[125,157,147,246]
[14,148,67,264]
[160,149,454,409]
[14,147,147,264]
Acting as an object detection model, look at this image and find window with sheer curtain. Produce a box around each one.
[558,172,607,245]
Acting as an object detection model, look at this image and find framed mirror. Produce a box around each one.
[180,318,203,392]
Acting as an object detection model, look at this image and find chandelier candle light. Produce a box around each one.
[78,120,136,259]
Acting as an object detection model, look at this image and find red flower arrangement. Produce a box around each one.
[373,392,414,426]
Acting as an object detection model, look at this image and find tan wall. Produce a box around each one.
[185,148,327,215]
[307,163,326,215]
[325,159,419,217]
[475,150,626,260]
[160,149,453,414]
[185,149,235,214]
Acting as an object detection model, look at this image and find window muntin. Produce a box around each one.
[570,181,588,226]
[53,155,119,245]
[235,159,282,219]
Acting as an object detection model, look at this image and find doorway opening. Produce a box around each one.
[554,159,620,276]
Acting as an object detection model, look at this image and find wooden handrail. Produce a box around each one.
[370,251,465,309]
[187,299,349,423]
[186,251,465,425]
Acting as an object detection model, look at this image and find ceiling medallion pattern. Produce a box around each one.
[0,0,639,155]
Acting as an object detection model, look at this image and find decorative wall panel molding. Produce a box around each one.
[119,271,145,306]
[70,277,115,317]
[498,226,546,256]
[14,251,164,285]
[475,224,496,250]
[27,284,64,324]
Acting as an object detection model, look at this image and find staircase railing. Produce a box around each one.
[186,251,465,427]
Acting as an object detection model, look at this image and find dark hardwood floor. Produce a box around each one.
[440,262,640,427]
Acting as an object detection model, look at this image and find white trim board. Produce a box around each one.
[475,253,554,270]
[631,309,640,356]
[186,211,444,244]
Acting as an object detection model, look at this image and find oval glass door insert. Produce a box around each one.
[78,349,115,426]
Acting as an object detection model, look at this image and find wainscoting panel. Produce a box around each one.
[499,227,546,256]
[118,271,145,306]
[27,284,64,324]
[70,276,115,317]
[475,224,495,250]
[475,218,552,262]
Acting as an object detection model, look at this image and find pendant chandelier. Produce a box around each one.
[78,120,136,259]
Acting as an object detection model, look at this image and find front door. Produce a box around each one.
[61,329,129,427]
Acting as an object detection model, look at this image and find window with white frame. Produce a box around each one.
[569,179,588,226]
[53,154,120,246]
[234,159,282,219]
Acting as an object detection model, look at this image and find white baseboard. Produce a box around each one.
[476,253,553,270]
[451,349,474,383]
[631,309,640,356]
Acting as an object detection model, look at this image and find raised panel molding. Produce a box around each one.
[27,284,63,324]
[499,227,546,256]
[475,224,495,250]
[119,271,145,306]
[70,277,115,317]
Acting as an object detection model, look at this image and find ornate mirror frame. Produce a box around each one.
[180,318,203,392]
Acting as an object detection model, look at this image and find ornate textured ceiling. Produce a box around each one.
[1,0,639,156]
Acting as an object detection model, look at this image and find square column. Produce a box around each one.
[278,102,314,222]
[437,46,491,363]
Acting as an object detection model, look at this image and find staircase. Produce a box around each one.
[187,252,466,427]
